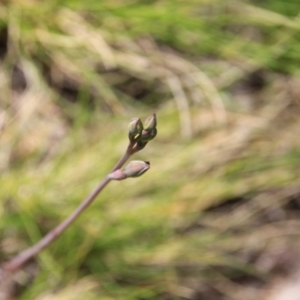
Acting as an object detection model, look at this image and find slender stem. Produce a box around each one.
[3,144,133,272]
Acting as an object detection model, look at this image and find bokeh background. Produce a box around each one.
[1,0,300,299]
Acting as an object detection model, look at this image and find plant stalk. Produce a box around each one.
[3,144,133,273]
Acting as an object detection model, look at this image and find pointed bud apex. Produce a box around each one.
[139,128,157,143]
[144,114,157,132]
[128,118,143,142]
[123,160,150,178]
[108,169,128,180]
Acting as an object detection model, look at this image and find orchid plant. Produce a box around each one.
[0,114,157,290]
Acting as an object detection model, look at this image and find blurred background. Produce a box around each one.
[1,0,300,299]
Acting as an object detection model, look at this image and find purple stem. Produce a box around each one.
[3,144,133,272]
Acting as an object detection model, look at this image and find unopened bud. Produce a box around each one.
[123,160,150,178]
[128,118,143,142]
[144,114,157,132]
[139,128,157,143]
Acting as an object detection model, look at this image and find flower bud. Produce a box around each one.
[139,128,157,143]
[123,160,150,178]
[128,118,143,142]
[144,114,157,132]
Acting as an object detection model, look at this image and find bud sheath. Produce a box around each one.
[123,160,150,178]
[128,118,143,142]
[144,114,157,132]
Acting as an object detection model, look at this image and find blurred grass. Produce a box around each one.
[1,0,300,299]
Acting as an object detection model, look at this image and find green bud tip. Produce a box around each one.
[144,114,157,132]
[128,118,143,141]
[123,160,150,178]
